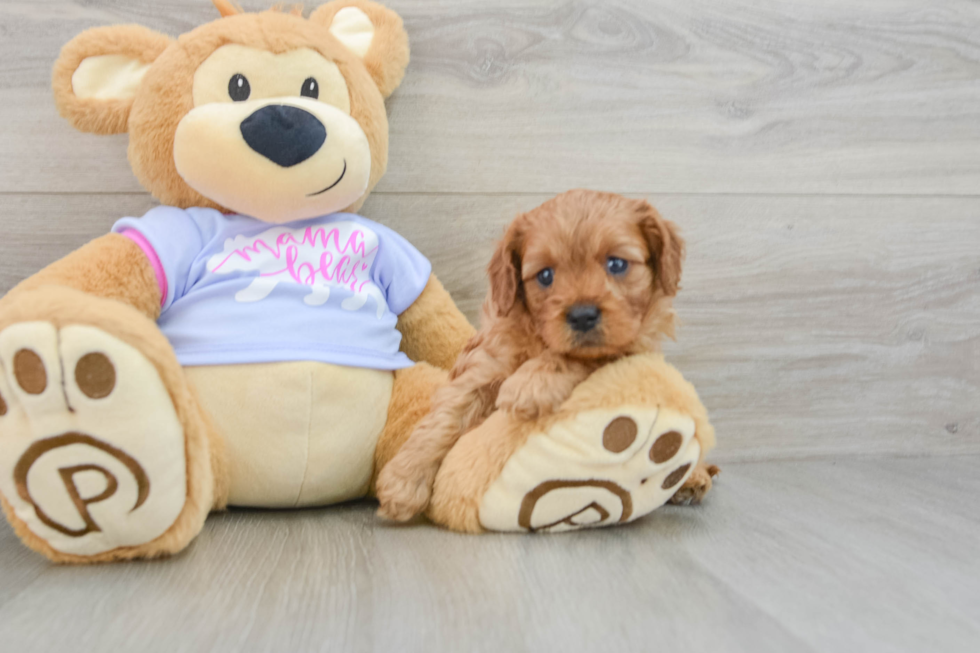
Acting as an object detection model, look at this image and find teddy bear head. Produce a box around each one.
[52,0,409,224]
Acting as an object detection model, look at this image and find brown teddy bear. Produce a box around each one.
[0,0,716,563]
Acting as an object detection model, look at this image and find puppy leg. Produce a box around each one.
[669,463,720,505]
[496,353,591,420]
[371,363,447,493]
[376,365,501,521]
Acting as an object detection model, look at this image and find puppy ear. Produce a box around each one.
[52,25,173,135]
[310,1,410,98]
[636,201,684,296]
[487,218,526,317]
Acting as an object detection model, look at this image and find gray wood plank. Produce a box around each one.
[2,192,976,461]
[0,456,977,653]
[1,2,976,652]
[1,0,979,194]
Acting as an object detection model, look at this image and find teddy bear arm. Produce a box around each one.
[6,234,161,319]
[397,274,476,371]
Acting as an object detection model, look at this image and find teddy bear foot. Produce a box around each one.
[0,321,191,561]
[478,406,701,532]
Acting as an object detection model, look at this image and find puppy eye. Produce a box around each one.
[607,257,629,276]
[301,77,319,99]
[228,74,250,102]
[536,268,554,288]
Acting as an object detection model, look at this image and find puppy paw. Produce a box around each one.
[496,376,566,421]
[495,392,551,421]
[375,460,434,522]
[669,463,719,505]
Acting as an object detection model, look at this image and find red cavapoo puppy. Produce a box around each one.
[376,189,715,521]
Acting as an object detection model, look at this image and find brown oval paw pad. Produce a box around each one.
[14,349,46,395]
[662,463,692,490]
[602,416,637,453]
[75,353,116,399]
[0,391,6,416]
[650,431,683,463]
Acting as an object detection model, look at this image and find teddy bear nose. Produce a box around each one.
[566,304,601,333]
[240,105,326,167]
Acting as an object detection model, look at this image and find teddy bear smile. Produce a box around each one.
[308,159,347,196]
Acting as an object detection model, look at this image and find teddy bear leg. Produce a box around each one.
[0,286,223,563]
[429,353,717,533]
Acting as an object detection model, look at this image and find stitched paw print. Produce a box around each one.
[0,322,187,556]
[479,406,701,532]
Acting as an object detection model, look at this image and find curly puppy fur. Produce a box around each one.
[376,189,701,521]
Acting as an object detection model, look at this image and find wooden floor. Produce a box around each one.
[2,457,978,652]
[0,0,978,651]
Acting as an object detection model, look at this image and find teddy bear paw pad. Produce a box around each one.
[0,322,186,556]
[479,406,700,532]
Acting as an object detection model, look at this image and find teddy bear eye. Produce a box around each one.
[536,268,554,288]
[301,77,319,99]
[228,74,250,102]
[607,257,629,275]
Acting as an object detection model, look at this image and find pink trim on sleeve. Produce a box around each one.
[120,229,168,308]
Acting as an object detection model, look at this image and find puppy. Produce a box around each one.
[376,189,715,521]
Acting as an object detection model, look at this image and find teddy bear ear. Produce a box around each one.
[310,1,410,98]
[52,25,173,135]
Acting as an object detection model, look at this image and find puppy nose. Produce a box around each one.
[240,105,326,167]
[566,304,601,332]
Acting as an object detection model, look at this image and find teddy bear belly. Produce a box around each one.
[184,361,394,508]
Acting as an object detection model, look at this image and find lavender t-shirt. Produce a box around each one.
[112,207,431,370]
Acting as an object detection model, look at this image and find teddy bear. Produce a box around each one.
[0,0,716,564]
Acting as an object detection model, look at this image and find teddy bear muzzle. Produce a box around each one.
[173,96,372,224]
[240,104,327,168]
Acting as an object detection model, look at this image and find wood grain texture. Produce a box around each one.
[1,0,979,194]
[0,456,977,653]
[1,1,978,649]
[2,192,976,461]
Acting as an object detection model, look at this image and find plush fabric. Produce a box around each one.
[397,275,477,371]
[2,0,447,563]
[0,287,224,563]
[310,0,410,99]
[71,54,152,101]
[52,25,173,135]
[427,354,715,533]
[52,7,402,217]
[478,406,701,532]
[186,361,393,507]
[0,322,189,555]
[0,0,715,563]
[10,234,161,319]
[327,7,375,58]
